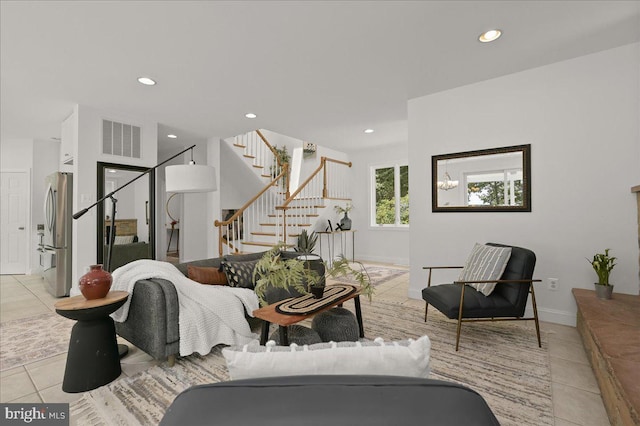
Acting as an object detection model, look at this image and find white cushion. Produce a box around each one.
[458,243,512,296]
[113,235,135,244]
[222,336,431,380]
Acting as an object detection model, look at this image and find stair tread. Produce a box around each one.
[260,223,311,227]
[243,241,294,247]
[251,232,300,237]
[267,214,319,218]
[233,144,246,148]
[243,154,255,159]
[252,165,264,169]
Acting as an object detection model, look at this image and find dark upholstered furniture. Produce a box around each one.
[107,241,151,271]
[114,252,267,365]
[160,375,499,426]
[422,243,541,351]
[114,250,318,365]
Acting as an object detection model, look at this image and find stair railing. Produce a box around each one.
[276,156,352,242]
[214,170,287,256]
[234,130,290,198]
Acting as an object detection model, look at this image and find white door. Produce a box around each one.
[1,171,29,274]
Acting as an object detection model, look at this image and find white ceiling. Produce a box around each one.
[2,1,639,152]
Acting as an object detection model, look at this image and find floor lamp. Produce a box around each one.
[73,144,216,356]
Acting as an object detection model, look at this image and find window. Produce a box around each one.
[466,169,523,206]
[371,164,409,226]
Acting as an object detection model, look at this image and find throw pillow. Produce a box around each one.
[458,243,512,296]
[222,336,431,380]
[113,235,135,245]
[222,259,260,289]
[187,265,228,286]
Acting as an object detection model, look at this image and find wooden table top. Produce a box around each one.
[54,291,129,311]
[253,287,360,326]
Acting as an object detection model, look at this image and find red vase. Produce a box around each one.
[79,265,112,300]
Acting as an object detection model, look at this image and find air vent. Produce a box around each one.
[102,119,141,158]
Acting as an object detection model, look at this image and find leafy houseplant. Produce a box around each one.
[587,248,616,299]
[253,244,373,306]
[294,230,318,254]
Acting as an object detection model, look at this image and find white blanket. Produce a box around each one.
[110,259,259,356]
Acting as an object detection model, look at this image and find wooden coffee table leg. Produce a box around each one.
[354,295,364,338]
[260,320,271,345]
[279,325,289,346]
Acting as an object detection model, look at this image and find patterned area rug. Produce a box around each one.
[0,312,73,371]
[330,264,409,287]
[70,299,553,426]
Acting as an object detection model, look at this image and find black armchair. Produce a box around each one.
[421,243,541,351]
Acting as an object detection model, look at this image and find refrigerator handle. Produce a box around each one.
[44,183,52,231]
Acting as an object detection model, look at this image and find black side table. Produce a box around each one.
[55,291,128,393]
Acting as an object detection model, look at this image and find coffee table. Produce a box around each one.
[253,285,364,346]
[55,291,128,392]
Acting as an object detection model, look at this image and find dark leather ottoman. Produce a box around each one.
[160,375,499,426]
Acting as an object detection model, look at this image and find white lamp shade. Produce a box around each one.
[166,164,217,193]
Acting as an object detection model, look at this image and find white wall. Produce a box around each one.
[1,138,60,275]
[345,142,410,265]
[408,43,640,325]
[71,105,158,294]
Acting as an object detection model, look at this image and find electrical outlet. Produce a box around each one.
[547,278,558,291]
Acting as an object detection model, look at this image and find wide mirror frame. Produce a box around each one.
[432,144,531,213]
[96,162,156,266]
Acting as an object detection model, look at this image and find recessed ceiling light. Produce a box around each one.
[245,113,257,119]
[137,77,156,86]
[167,134,177,139]
[364,129,374,134]
[478,29,502,43]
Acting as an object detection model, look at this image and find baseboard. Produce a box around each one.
[357,254,409,266]
[406,292,577,327]
[527,306,577,327]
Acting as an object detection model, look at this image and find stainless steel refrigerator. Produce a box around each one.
[40,172,73,297]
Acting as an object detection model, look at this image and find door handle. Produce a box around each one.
[18,227,25,230]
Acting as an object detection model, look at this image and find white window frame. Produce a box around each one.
[370,162,409,228]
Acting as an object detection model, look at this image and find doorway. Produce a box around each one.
[1,171,30,274]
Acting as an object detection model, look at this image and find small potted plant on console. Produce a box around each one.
[587,248,616,299]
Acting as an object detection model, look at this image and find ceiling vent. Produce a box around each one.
[102,119,141,158]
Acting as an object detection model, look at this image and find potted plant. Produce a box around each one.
[253,244,373,306]
[587,248,616,299]
[334,203,353,230]
[294,229,318,254]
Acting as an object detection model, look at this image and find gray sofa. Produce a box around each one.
[114,251,304,365]
[160,375,499,425]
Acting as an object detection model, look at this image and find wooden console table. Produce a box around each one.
[317,230,356,266]
[572,288,639,426]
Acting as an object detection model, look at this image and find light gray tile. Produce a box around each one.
[0,276,20,285]
[549,337,590,365]
[552,382,610,426]
[544,322,582,345]
[550,356,600,393]
[1,366,26,379]
[7,392,42,403]
[0,369,37,402]
[39,384,83,404]
[25,354,66,391]
[554,417,584,426]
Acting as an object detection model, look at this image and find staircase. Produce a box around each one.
[215,130,351,255]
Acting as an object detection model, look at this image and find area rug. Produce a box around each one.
[0,312,73,371]
[330,264,409,287]
[70,299,553,426]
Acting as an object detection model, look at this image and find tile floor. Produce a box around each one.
[0,269,610,426]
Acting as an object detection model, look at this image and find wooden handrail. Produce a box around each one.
[324,157,352,167]
[278,158,326,209]
[255,129,290,199]
[214,170,286,228]
[255,129,280,166]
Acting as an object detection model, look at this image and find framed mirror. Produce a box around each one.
[96,162,156,270]
[432,144,531,212]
